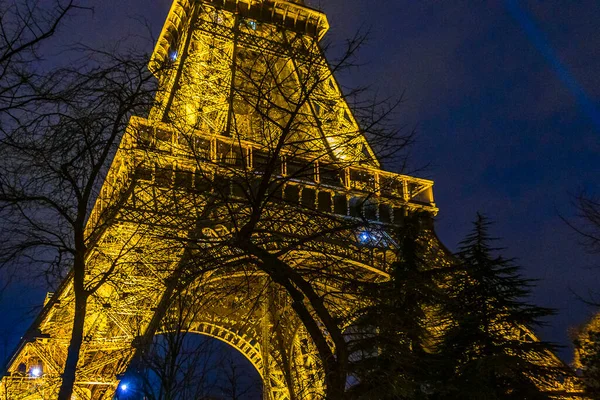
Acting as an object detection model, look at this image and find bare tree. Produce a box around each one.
[0,0,86,115]
[1,3,431,399]
[573,314,600,398]
[130,290,262,400]
[569,193,600,256]
[566,190,600,396]
[216,351,262,400]
[126,5,429,398]
[0,46,160,399]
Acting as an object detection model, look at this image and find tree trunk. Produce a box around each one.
[57,252,88,400]
[240,242,347,399]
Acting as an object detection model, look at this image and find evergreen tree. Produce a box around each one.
[438,214,564,399]
[347,213,447,399]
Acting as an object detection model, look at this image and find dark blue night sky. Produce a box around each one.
[317,0,600,360]
[1,0,599,364]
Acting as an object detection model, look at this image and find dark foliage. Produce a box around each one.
[347,214,448,399]
[437,214,564,399]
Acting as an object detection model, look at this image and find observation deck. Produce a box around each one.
[151,0,329,71]
[88,117,437,236]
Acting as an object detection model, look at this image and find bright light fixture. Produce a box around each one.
[358,231,371,243]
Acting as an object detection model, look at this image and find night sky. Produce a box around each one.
[1,0,599,364]
[319,0,600,360]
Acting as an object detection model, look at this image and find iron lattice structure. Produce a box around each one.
[0,0,583,399]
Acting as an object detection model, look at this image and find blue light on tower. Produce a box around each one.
[30,366,42,377]
[168,49,178,62]
[358,231,372,244]
[248,20,257,30]
[120,383,128,392]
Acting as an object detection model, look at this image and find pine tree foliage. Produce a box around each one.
[347,214,448,399]
[438,213,565,399]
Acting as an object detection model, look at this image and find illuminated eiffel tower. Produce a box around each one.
[0,1,579,399]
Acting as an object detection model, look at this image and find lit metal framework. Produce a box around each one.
[0,0,582,399]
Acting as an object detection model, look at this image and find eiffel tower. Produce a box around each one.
[0,1,580,399]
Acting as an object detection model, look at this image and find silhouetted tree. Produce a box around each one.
[438,214,564,399]
[127,10,420,399]
[569,193,600,256]
[346,214,449,399]
[573,315,600,398]
[130,292,261,400]
[1,3,423,399]
[0,0,84,115]
[564,177,600,397]
[0,47,159,399]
